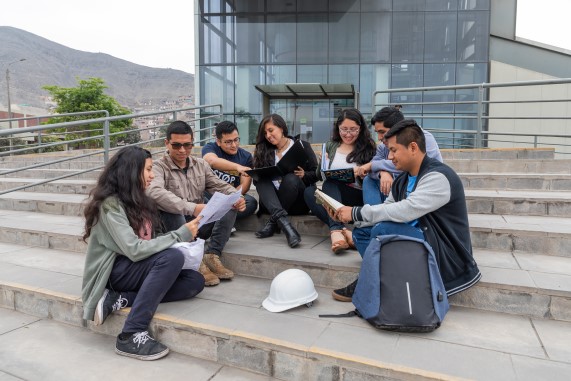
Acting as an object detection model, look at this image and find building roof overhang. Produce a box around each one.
[254,83,355,99]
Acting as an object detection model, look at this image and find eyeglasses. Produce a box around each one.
[339,128,360,135]
[170,142,194,150]
[221,137,240,146]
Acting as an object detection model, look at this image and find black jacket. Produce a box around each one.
[392,156,481,295]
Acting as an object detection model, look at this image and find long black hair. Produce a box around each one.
[83,146,158,242]
[331,108,376,165]
[253,113,291,168]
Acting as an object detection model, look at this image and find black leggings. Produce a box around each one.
[255,172,309,217]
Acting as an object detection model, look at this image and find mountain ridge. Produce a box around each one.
[0,26,194,110]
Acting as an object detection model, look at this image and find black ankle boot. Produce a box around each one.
[276,216,301,248]
[255,218,278,238]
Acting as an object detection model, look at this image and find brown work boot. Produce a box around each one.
[199,260,220,286]
[203,253,234,280]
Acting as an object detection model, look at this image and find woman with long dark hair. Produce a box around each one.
[82,146,204,361]
[252,114,318,248]
[304,108,376,253]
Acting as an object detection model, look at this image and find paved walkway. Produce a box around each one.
[0,308,276,381]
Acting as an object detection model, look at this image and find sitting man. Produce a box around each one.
[147,120,246,287]
[329,119,480,302]
[202,121,258,221]
[357,106,443,205]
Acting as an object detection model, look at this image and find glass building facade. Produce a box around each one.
[196,0,490,145]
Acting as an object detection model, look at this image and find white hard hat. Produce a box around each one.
[262,269,318,313]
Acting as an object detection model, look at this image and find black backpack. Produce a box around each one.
[352,234,449,333]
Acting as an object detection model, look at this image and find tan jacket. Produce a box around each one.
[147,152,237,216]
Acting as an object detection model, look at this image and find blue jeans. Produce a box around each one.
[362,176,387,206]
[353,221,424,258]
[160,207,237,257]
[108,248,204,333]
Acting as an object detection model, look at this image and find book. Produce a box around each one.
[314,188,345,212]
[320,143,356,183]
[246,140,309,181]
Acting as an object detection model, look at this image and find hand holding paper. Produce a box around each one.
[198,188,242,228]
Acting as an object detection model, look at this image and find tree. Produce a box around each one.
[43,77,140,149]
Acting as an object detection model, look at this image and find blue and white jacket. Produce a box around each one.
[353,156,481,295]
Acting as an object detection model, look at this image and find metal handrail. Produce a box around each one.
[0,104,223,195]
[372,78,571,155]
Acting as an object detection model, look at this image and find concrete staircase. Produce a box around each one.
[0,148,570,380]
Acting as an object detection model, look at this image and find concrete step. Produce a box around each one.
[2,188,570,218]
[0,177,95,195]
[0,245,569,381]
[0,160,102,170]
[0,308,280,381]
[0,209,569,323]
[439,147,555,160]
[0,209,569,257]
[447,159,571,174]
[221,233,571,322]
[0,168,101,180]
[459,172,571,191]
[465,189,571,217]
[236,213,571,257]
[0,192,87,216]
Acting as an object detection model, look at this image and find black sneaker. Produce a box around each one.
[332,279,358,302]
[115,331,169,361]
[93,289,128,326]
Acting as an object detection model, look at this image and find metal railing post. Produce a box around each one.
[476,83,484,148]
[103,111,110,163]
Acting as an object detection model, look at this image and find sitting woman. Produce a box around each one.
[253,113,318,248]
[304,108,376,254]
[82,146,204,361]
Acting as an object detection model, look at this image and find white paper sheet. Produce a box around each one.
[198,187,242,228]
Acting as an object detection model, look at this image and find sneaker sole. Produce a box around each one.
[115,347,169,361]
[332,291,352,302]
[93,289,109,326]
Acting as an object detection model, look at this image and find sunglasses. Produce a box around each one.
[170,142,194,149]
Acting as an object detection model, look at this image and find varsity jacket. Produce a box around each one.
[352,156,481,295]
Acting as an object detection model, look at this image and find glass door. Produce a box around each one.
[269,98,354,144]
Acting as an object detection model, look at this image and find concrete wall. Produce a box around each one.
[488,61,571,157]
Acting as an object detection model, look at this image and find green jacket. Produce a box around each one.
[81,196,193,321]
[315,141,341,180]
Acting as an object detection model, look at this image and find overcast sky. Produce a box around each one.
[0,0,195,73]
[1,0,570,75]
[516,0,571,51]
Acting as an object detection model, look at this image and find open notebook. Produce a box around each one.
[246,140,309,182]
[320,143,356,183]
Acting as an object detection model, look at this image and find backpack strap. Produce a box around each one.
[319,309,361,318]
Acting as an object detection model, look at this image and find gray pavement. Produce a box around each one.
[0,308,276,381]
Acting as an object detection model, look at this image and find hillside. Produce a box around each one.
[0,26,194,110]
